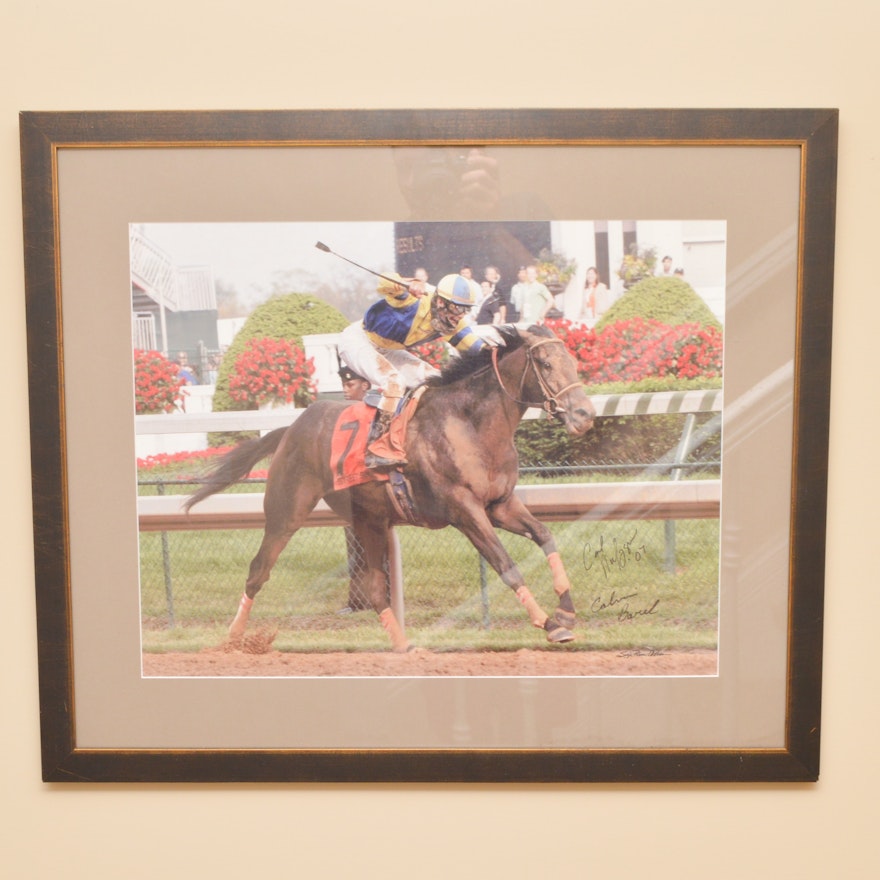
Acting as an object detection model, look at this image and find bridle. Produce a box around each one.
[491,337,583,415]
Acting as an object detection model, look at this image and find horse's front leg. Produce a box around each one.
[488,494,577,630]
[455,503,573,644]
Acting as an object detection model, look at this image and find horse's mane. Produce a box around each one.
[425,323,553,387]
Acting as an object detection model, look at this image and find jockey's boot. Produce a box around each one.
[365,409,408,469]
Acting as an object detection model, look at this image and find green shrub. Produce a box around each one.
[515,410,718,470]
[210,293,348,445]
[583,376,722,396]
[213,293,348,414]
[597,276,721,332]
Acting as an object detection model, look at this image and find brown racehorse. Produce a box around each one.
[185,324,595,652]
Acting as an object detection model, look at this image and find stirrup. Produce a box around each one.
[364,450,408,469]
[365,409,406,468]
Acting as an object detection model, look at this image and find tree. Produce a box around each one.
[214,280,251,319]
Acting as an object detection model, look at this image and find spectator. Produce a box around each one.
[338,363,371,401]
[579,266,612,325]
[510,264,554,325]
[476,279,506,325]
[483,265,508,321]
[657,255,674,277]
[507,266,528,322]
[204,354,220,385]
[176,352,198,384]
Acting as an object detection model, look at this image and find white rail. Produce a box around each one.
[134,389,723,436]
[138,480,720,532]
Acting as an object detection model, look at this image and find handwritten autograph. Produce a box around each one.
[583,530,658,622]
[590,590,638,613]
[618,647,667,657]
[583,530,648,580]
[591,591,660,622]
[617,598,660,622]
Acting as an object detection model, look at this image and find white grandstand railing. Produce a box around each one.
[132,313,157,350]
[133,389,723,436]
[130,228,217,313]
[130,228,179,310]
[175,265,217,311]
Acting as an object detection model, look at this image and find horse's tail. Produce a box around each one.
[184,427,288,512]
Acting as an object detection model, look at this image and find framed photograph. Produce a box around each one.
[20,108,836,783]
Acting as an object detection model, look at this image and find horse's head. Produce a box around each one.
[506,324,595,435]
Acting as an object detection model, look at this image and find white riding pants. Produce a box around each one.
[338,321,440,412]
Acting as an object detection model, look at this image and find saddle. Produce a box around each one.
[329,387,426,524]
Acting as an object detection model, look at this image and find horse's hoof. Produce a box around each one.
[545,625,575,644]
[554,607,576,629]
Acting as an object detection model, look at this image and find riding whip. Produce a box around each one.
[315,241,410,289]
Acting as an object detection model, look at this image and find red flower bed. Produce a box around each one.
[545,317,722,384]
[228,337,317,407]
[137,447,268,480]
[137,447,233,470]
[134,349,185,414]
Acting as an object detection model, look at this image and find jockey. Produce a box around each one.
[338,271,503,468]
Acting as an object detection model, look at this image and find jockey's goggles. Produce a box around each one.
[439,299,471,317]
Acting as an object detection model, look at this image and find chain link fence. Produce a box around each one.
[140,480,720,651]
[140,510,718,615]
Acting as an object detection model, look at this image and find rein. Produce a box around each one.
[490,337,582,415]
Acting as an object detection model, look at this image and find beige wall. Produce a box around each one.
[3,1,877,877]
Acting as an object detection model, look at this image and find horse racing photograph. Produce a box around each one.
[133,218,725,678]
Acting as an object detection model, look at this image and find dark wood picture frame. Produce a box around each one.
[19,109,837,783]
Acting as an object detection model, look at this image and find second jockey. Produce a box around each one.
[337,271,503,468]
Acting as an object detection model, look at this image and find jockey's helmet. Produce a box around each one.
[430,274,478,334]
[435,273,479,307]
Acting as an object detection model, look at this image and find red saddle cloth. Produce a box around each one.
[329,391,425,491]
[329,402,388,491]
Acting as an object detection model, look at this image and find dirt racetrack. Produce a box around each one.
[142,646,717,677]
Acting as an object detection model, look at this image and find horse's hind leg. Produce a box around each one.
[228,475,324,642]
[227,529,294,641]
[350,512,410,653]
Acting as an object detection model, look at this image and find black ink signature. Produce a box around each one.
[591,590,638,613]
[618,647,667,657]
[616,599,661,622]
[583,530,648,580]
